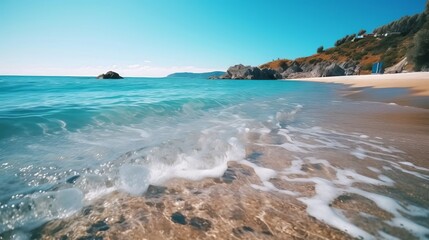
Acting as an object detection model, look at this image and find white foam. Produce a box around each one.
[282,158,306,175]
[367,167,381,173]
[279,142,308,153]
[351,146,367,160]
[298,178,374,239]
[377,175,395,185]
[240,120,429,239]
[275,105,302,127]
[399,161,429,172]
[391,165,429,180]
[378,230,401,240]
[239,160,277,181]
[137,137,245,186]
[350,188,429,237]
[335,169,393,186]
[240,160,296,196]
[84,187,116,202]
[119,164,150,195]
[157,161,228,182]
[0,188,83,233]
[9,230,30,240]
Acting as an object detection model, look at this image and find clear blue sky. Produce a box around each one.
[0,0,426,76]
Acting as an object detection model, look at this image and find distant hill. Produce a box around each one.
[166,71,225,79]
[259,3,429,77]
[220,3,428,80]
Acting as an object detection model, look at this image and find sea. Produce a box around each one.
[0,76,428,239]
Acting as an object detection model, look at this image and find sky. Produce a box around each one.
[0,0,426,77]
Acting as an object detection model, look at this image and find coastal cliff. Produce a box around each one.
[220,61,358,80]
[219,64,280,80]
[220,3,429,80]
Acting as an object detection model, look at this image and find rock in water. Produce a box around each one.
[171,212,187,225]
[96,71,123,79]
[87,220,110,233]
[189,217,212,231]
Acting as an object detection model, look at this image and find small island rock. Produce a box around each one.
[97,71,123,79]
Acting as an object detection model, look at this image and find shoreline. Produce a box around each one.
[292,72,429,96]
[286,72,429,109]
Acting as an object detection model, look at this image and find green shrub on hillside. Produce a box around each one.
[410,28,429,70]
[353,51,366,61]
[365,35,404,55]
[382,49,399,67]
[309,58,322,64]
[358,29,366,35]
[334,34,356,46]
[373,14,426,35]
[362,63,373,71]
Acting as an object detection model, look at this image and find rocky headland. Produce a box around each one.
[218,64,281,80]
[219,3,428,80]
[219,61,359,80]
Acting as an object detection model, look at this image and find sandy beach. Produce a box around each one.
[287,72,429,109]
[292,72,429,96]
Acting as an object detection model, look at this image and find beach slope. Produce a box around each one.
[291,72,429,96]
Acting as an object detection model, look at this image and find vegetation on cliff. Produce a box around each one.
[409,1,429,71]
[261,3,429,75]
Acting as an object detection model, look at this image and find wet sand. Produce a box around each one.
[34,106,429,239]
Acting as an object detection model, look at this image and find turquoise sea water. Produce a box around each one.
[0,76,428,239]
[0,76,334,227]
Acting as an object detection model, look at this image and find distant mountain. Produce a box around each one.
[166,71,225,79]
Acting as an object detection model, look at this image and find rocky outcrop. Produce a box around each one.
[385,57,408,74]
[97,71,123,79]
[220,60,361,80]
[220,64,280,80]
[323,63,346,76]
[280,61,358,79]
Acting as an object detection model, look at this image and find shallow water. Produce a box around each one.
[0,76,428,239]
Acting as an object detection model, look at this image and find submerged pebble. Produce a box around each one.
[66,175,80,184]
[171,212,187,225]
[221,168,237,183]
[82,206,92,216]
[144,185,167,198]
[189,217,212,231]
[336,194,353,203]
[232,226,254,236]
[77,236,103,240]
[87,221,109,234]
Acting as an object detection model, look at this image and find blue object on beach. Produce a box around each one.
[372,62,384,74]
